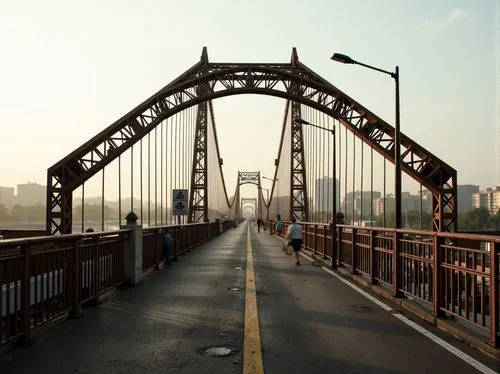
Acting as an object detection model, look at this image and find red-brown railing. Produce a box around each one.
[0,219,236,347]
[0,229,46,240]
[0,230,130,346]
[5,219,495,348]
[281,221,500,347]
[141,222,222,271]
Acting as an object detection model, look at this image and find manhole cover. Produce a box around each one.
[228,287,241,291]
[204,346,233,357]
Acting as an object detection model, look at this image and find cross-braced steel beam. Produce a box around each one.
[290,101,309,221]
[288,48,309,222]
[237,171,264,218]
[241,198,257,217]
[188,101,208,223]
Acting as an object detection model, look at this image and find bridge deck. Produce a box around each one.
[0,221,497,373]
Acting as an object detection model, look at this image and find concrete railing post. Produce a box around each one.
[121,212,143,286]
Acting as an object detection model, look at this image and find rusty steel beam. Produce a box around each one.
[188,101,208,223]
[290,100,308,221]
[288,48,309,222]
[47,47,456,234]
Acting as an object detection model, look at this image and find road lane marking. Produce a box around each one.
[299,251,498,374]
[243,224,264,374]
[392,313,498,374]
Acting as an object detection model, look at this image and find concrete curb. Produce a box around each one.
[308,252,500,361]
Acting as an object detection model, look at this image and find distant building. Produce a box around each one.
[344,190,382,219]
[420,190,433,213]
[16,182,46,206]
[314,177,340,215]
[0,186,15,207]
[472,186,500,215]
[374,194,395,216]
[402,192,420,212]
[457,184,479,213]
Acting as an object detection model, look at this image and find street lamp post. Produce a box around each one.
[262,176,279,220]
[262,177,279,182]
[294,117,337,269]
[259,187,270,220]
[331,53,401,229]
[264,188,269,220]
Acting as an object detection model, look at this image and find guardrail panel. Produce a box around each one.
[29,241,72,329]
[398,233,434,305]
[0,248,23,345]
[339,228,353,268]
[373,231,393,285]
[354,229,371,275]
[438,238,491,333]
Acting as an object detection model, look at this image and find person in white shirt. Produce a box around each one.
[286,217,302,265]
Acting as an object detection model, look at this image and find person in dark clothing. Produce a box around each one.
[163,231,173,265]
[256,217,262,232]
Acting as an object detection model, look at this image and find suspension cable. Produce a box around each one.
[81,182,85,233]
[101,167,105,231]
[370,145,373,224]
[352,131,355,225]
[148,132,151,227]
[118,154,122,227]
[383,154,386,227]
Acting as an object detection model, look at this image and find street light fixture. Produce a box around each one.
[262,176,279,221]
[331,52,401,229]
[262,176,279,182]
[294,117,337,269]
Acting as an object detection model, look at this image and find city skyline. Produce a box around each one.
[0,180,492,215]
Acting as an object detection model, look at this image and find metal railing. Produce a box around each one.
[142,221,222,271]
[0,219,234,347]
[0,230,130,346]
[280,221,500,347]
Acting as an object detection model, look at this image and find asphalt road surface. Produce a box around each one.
[0,220,498,373]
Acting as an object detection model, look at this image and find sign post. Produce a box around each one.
[172,189,188,224]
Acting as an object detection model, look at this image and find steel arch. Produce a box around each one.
[47,47,456,234]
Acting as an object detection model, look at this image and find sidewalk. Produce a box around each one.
[0,221,497,374]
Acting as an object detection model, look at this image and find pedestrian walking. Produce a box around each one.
[256,217,262,232]
[274,214,282,235]
[285,217,302,265]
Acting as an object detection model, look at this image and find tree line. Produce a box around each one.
[1,203,499,232]
[0,203,117,222]
[308,207,500,232]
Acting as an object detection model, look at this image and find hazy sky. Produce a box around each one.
[0,0,498,198]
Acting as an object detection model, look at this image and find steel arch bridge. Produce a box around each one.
[235,172,273,221]
[46,47,456,235]
[240,198,257,218]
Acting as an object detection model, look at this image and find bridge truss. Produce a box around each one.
[47,47,456,234]
[240,198,257,218]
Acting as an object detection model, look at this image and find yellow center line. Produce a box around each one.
[243,223,264,374]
